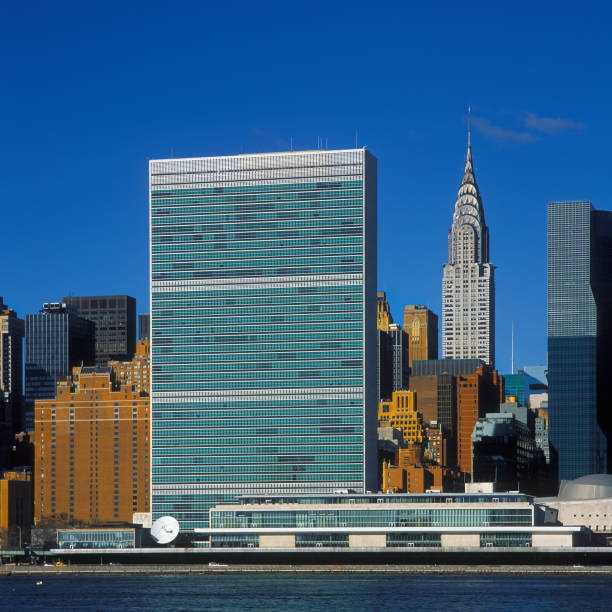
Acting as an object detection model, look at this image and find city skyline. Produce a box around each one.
[3,3,612,375]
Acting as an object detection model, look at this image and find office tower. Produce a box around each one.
[150,149,377,530]
[109,339,150,394]
[548,201,612,480]
[377,292,394,400]
[403,305,438,365]
[138,314,150,341]
[377,294,408,397]
[503,370,547,407]
[35,365,150,524]
[441,127,495,365]
[408,373,457,467]
[471,412,537,490]
[62,295,136,364]
[388,323,409,392]
[456,364,503,476]
[0,299,24,466]
[24,303,95,432]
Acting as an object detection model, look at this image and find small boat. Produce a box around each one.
[36,581,43,585]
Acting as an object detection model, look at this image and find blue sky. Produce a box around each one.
[2,1,611,374]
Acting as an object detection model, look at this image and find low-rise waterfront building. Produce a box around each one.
[56,527,141,550]
[537,474,612,542]
[194,492,586,549]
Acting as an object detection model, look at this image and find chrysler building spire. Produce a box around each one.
[441,119,495,365]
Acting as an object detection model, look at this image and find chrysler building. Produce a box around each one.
[441,122,495,365]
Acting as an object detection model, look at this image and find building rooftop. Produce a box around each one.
[558,474,612,501]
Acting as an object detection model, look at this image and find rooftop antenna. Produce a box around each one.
[355,131,358,148]
[511,320,515,375]
[325,137,328,150]
[290,136,294,151]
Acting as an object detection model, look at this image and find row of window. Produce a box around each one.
[211,508,533,529]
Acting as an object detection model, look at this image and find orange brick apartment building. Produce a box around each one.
[35,362,150,525]
[456,364,504,475]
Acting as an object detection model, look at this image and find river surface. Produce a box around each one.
[2,572,612,610]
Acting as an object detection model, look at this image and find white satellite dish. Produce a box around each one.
[150,516,180,544]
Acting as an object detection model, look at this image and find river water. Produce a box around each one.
[2,572,612,610]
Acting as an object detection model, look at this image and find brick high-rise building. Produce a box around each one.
[34,365,150,524]
[409,373,457,467]
[378,390,423,445]
[403,305,438,366]
[0,468,32,547]
[109,340,150,394]
[456,364,503,476]
[62,295,137,365]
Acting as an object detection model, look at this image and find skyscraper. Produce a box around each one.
[138,314,150,341]
[150,149,378,531]
[403,305,438,366]
[377,292,394,399]
[0,297,24,436]
[388,323,409,392]
[442,126,495,365]
[24,303,95,430]
[63,295,137,364]
[548,201,612,481]
[377,293,408,397]
[456,364,503,476]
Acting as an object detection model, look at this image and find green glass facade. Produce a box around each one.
[479,532,531,547]
[386,533,441,547]
[209,507,533,529]
[57,529,135,549]
[150,151,378,531]
[548,201,612,480]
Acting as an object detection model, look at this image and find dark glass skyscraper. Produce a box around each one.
[548,201,612,481]
[0,297,24,433]
[62,295,136,364]
[24,303,95,429]
[138,314,150,341]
